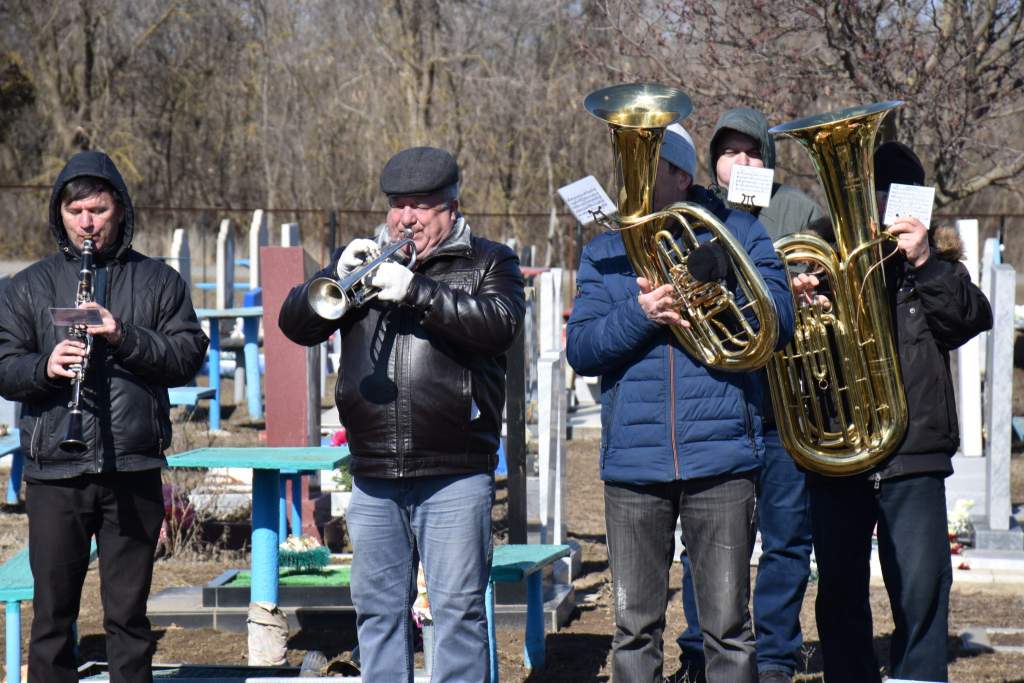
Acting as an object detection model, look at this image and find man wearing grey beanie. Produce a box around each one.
[570,119,796,683]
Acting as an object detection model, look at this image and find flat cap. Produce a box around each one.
[380,147,460,198]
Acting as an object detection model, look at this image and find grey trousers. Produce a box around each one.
[604,473,757,683]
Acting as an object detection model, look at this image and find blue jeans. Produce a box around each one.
[605,473,757,683]
[347,473,494,683]
[678,432,812,676]
[810,472,952,683]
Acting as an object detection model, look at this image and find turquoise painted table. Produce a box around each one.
[486,543,570,681]
[194,306,263,429]
[167,447,348,605]
[1,541,98,683]
[1,429,21,505]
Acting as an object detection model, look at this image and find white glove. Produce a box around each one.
[371,261,415,302]
[337,238,380,278]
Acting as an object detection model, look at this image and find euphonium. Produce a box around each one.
[766,100,908,476]
[62,238,95,453]
[307,237,417,320]
[584,84,779,371]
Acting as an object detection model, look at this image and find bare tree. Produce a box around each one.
[583,0,1024,209]
[1,0,1019,263]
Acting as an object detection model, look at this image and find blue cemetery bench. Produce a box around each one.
[194,260,255,295]
[167,447,348,607]
[1,429,22,505]
[486,543,570,682]
[167,388,217,427]
[0,541,98,683]
[194,306,264,429]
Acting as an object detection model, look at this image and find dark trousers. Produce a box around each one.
[604,473,757,683]
[25,470,165,683]
[678,433,813,675]
[809,472,952,683]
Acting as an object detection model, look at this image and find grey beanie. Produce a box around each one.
[661,124,697,178]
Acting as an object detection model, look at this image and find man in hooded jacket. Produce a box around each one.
[0,151,208,683]
[675,107,825,683]
[808,142,992,683]
[708,107,825,241]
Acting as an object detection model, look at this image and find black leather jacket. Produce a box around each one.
[279,222,525,478]
[0,152,209,480]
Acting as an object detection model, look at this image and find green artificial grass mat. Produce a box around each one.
[227,565,351,587]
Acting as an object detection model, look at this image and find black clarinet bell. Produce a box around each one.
[61,411,88,453]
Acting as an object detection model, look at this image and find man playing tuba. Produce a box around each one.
[567,122,795,683]
[675,106,827,683]
[808,142,992,683]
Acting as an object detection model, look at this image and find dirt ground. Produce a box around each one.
[2,418,1024,681]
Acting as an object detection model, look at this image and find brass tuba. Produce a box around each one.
[766,101,908,476]
[584,84,779,371]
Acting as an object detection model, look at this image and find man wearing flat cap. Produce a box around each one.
[279,146,525,682]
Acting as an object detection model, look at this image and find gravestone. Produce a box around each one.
[262,246,322,540]
[956,219,983,457]
[975,264,1022,549]
[531,269,579,583]
[280,223,300,248]
[168,228,192,289]
[248,210,269,290]
[215,219,236,310]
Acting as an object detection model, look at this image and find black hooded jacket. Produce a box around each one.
[876,246,992,479]
[0,151,209,480]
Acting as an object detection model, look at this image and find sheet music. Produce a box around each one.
[558,176,618,226]
[727,166,774,208]
[882,183,935,227]
[50,308,103,326]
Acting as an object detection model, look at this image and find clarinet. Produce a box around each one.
[61,238,95,452]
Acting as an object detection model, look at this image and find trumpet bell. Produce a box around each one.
[308,277,350,320]
[307,237,416,321]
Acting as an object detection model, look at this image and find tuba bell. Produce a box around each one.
[766,100,908,476]
[584,84,779,371]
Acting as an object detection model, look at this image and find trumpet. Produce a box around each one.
[308,238,417,320]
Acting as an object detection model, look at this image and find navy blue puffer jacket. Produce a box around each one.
[566,188,794,484]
